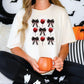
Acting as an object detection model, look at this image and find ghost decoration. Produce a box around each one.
[33,80,41,84]
[0,0,84,26]
[0,0,23,24]
[2,0,22,14]
[24,74,31,84]
[53,77,58,80]
[59,76,65,83]
[44,79,50,83]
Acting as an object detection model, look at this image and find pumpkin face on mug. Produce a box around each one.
[38,57,53,71]
[73,26,84,40]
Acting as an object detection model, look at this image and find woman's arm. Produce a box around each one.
[58,43,69,61]
[10,47,47,74]
[11,47,32,62]
[54,43,69,72]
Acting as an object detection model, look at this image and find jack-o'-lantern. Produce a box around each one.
[73,26,84,40]
[38,57,53,71]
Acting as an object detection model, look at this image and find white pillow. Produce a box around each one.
[0,22,11,52]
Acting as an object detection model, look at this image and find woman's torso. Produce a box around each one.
[22,4,64,61]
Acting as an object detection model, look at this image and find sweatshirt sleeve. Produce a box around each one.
[60,9,76,45]
[6,8,25,49]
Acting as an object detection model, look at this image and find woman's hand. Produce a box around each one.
[29,57,48,74]
[53,57,64,72]
[53,44,69,72]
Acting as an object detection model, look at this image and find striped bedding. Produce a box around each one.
[66,40,84,65]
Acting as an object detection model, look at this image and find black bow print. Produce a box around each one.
[47,37,54,45]
[47,19,54,27]
[39,28,46,36]
[32,19,39,27]
[32,37,39,45]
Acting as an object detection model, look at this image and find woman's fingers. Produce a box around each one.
[53,56,58,61]
[34,59,39,68]
[33,65,39,72]
[54,59,63,64]
[53,57,64,72]
[56,67,63,72]
[54,64,63,71]
[32,59,48,74]
[54,62,63,66]
[54,62,63,67]
[55,64,63,72]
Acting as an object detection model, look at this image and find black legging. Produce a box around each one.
[0,51,84,84]
[0,51,61,84]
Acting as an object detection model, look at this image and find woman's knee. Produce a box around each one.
[0,51,7,55]
[0,51,12,58]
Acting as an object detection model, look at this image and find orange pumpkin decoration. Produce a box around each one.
[73,26,84,40]
[38,57,53,71]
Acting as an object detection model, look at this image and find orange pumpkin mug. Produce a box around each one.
[38,57,55,71]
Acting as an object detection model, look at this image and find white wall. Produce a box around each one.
[60,0,84,27]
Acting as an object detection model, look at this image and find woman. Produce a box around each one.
[0,0,76,84]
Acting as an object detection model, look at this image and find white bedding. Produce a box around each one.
[0,22,13,83]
